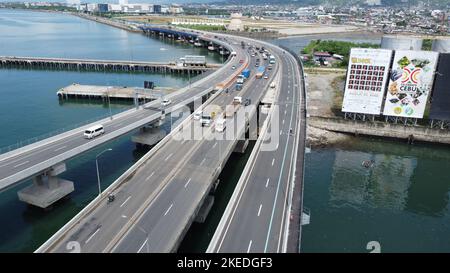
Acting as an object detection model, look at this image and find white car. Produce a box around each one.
[84,124,104,139]
[161,99,172,106]
[194,110,202,120]
[270,82,276,88]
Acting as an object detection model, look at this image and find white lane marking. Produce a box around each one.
[279,130,282,135]
[282,119,285,125]
[258,204,263,216]
[271,158,275,166]
[164,203,173,216]
[85,228,101,244]
[121,215,127,218]
[137,238,148,253]
[284,110,287,115]
[164,153,173,161]
[120,196,132,208]
[247,240,252,253]
[200,158,206,166]
[13,161,29,168]
[113,122,124,128]
[145,171,155,181]
[54,145,67,152]
[212,142,217,149]
[184,178,192,188]
[266,178,270,188]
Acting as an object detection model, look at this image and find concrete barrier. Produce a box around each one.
[309,116,450,144]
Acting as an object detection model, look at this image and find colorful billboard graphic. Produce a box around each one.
[342,48,393,115]
[383,50,439,118]
[429,54,450,121]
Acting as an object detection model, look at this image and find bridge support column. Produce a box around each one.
[233,139,249,154]
[17,163,74,208]
[195,195,214,223]
[131,125,167,147]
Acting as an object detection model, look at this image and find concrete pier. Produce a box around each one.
[57,84,177,101]
[0,56,219,74]
[17,163,74,208]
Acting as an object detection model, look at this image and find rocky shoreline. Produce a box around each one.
[306,123,351,147]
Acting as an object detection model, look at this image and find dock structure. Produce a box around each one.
[57,84,177,101]
[0,56,220,75]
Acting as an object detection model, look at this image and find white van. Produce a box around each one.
[84,124,104,139]
[216,118,226,132]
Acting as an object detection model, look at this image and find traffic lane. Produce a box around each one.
[114,137,232,252]
[114,134,237,252]
[51,137,200,252]
[261,56,299,252]
[113,149,216,252]
[217,130,289,253]
[216,54,298,252]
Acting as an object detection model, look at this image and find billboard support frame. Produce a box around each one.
[344,112,376,122]
[384,116,418,126]
[430,119,450,130]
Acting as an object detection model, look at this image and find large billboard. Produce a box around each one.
[383,50,439,118]
[429,53,450,121]
[341,48,393,115]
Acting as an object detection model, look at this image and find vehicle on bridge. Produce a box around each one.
[201,105,222,127]
[256,66,266,79]
[215,118,226,133]
[225,97,242,118]
[84,124,104,139]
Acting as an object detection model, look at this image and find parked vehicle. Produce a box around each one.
[84,124,104,139]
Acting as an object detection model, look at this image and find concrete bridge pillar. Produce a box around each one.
[17,163,74,209]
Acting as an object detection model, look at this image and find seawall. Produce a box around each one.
[309,116,450,145]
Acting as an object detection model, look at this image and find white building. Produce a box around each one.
[228,13,244,31]
[169,4,183,14]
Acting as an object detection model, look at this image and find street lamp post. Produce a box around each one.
[96,148,113,196]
